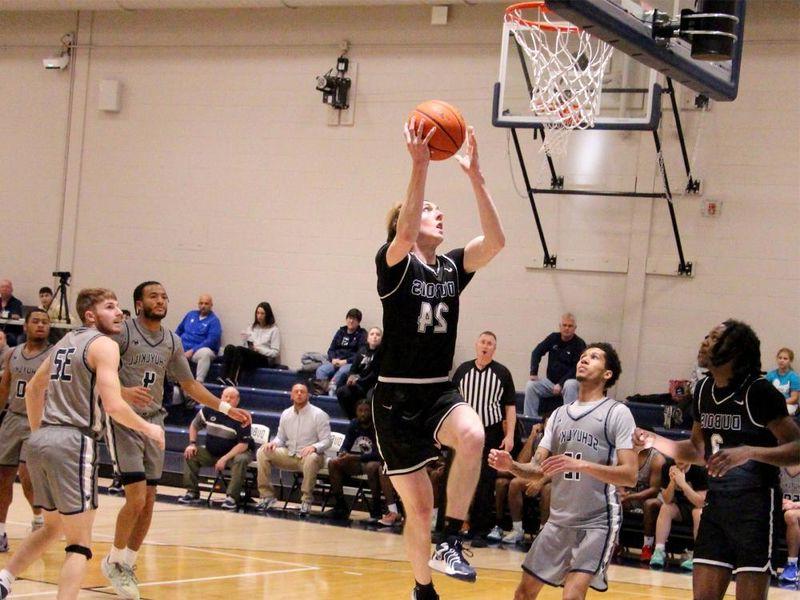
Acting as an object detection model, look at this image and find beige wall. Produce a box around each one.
[1,2,797,396]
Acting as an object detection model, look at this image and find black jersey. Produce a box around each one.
[694,375,788,492]
[376,243,474,381]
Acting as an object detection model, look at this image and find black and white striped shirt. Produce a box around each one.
[452,360,516,428]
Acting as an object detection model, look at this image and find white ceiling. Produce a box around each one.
[0,0,508,10]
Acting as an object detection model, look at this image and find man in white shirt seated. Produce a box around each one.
[255,383,332,515]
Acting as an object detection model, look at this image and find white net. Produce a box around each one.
[505,3,613,155]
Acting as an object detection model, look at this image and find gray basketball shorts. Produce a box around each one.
[106,412,165,485]
[26,426,99,515]
[0,411,32,467]
[522,521,617,592]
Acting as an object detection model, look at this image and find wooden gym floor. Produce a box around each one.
[1,481,797,599]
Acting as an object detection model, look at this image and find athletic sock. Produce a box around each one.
[654,543,665,553]
[388,503,398,514]
[0,523,5,536]
[443,517,464,538]
[0,569,15,586]
[643,536,654,547]
[414,581,438,600]
[512,520,523,532]
[109,545,126,564]
[124,548,138,567]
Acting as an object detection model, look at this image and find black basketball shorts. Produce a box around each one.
[371,381,465,476]
[694,487,783,575]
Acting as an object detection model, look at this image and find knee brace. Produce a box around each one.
[65,544,92,560]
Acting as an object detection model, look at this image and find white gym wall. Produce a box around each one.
[0,1,797,397]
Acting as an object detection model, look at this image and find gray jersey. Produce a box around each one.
[114,318,193,416]
[6,343,52,414]
[41,327,105,439]
[633,447,657,493]
[781,468,800,502]
[540,397,636,528]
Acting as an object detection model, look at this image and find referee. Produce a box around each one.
[452,331,516,545]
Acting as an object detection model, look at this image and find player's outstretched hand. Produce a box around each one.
[455,127,483,181]
[404,116,435,164]
[488,448,513,472]
[122,386,152,410]
[145,423,166,450]
[541,453,583,477]
[632,427,655,452]
[229,407,252,426]
[706,445,751,478]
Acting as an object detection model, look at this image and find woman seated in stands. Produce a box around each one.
[766,347,799,416]
[335,327,382,418]
[219,301,281,385]
[649,460,707,571]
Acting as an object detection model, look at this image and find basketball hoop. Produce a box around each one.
[505,1,613,154]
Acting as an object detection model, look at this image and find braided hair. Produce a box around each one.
[711,319,762,385]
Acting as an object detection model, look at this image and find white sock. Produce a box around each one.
[0,523,5,535]
[0,568,16,585]
[388,503,398,514]
[124,548,138,567]
[109,546,126,564]
[644,536,654,547]
[512,521,523,532]
[788,557,798,566]
[655,543,666,552]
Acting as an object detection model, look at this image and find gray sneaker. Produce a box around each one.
[255,497,277,512]
[31,519,44,532]
[0,533,8,553]
[300,500,311,516]
[486,525,504,543]
[101,556,140,600]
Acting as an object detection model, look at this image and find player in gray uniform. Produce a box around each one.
[0,288,164,600]
[0,309,52,550]
[102,281,251,600]
[489,343,637,599]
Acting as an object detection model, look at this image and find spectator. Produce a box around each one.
[37,287,60,322]
[618,447,665,561]
[0,280,23,346]
[335,327,382,419]
[175,294,222,383]
[122,309,132,320]
[523,313,585,417]
[255,383,331,515]
[779,465,800,584]
[322,399,398,522]
[766,347,799,416]
[315,308,367,395]
[649,460,707,571]
[177,387,253,510]
[220,302,281,385]
[489,421,550,545]
[452,331,516,546]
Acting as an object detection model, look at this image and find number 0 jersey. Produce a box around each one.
[376,243,474,382]
[41,327,105,439]
[6,343,52,414]
[693,375,788,492]
[113,317,193,415]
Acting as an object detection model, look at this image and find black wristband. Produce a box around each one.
[188,441,197,445]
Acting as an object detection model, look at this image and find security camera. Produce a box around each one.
[43,54,69,70]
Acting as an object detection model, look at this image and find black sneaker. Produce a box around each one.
[428,536,476,582]
[0,581,9,600]
[411,584,439,600]
[108,477,124,496]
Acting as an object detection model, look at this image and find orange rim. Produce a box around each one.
[505,1,580,32]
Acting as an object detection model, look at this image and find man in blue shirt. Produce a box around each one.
[175,294,221,383]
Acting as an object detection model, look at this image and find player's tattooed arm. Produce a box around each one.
[488,445,548,481]
[633,425,705,466]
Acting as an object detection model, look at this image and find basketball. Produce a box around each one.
[407,100,467,160]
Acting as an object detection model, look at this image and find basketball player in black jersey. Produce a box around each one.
[373,119,505,600]
[635,320,800,600]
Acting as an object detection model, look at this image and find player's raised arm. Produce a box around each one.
[179,378,252,426]
[633,424,706,466]
[459,128,505,273]
[386,117,435,267]
[89,336,164,449]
